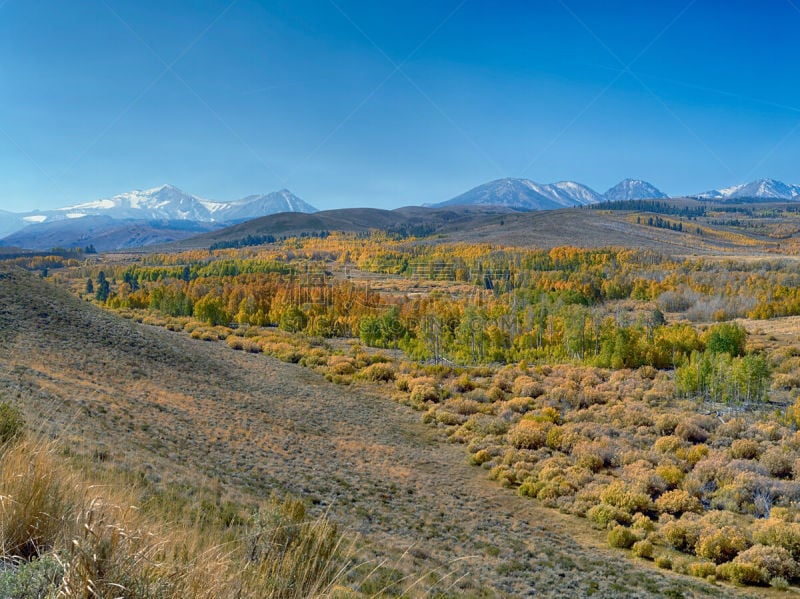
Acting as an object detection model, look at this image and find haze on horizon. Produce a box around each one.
[2,0,800,213]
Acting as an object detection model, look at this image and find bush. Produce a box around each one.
[715,562,766,586]
[752,519,800,559]
[661,517,701,553]
[328,356,356,376]
[655,489,702,516]
[511,376,544,398]
[695,526,750,564]
[654,554,672,569]
[760,446,795,479]
[358,362,395,382]
[507,420,551,450]
[0,401,24,445]
[730,439,761,460]
[733,544,798,580]
[409,384,439,404]
[469,449,492,466]
[654,435,684,454]
[586,503,631,528]
[687,561,716,578]
[655,464,684,488]
[607,525,637,549]
[599,480,651,514]
[0,554,62,598]
[631,539,654,559]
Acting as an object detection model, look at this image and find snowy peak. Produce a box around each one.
[220,189,318,222]
[435,178,602,210]
[698,178,800,200]
[603,179,667,201]
[63,185,214,220]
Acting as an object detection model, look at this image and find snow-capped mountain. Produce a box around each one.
[433,178,603,210]
[697,178,800,200]
[603,179,668,201]
[59,184,223,221]
[0,184,318,250]
[219,190,318,222]
[6,184,317,228]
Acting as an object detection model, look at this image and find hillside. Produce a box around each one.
[0,267,735,597]
[160,197,800,256]
[0,216,224,252]
[167,205,515,250]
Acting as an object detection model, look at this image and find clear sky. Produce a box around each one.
[2,0,800,212]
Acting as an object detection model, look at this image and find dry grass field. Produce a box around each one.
[0,267,761,597]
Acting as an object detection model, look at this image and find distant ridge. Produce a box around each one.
[697,178,800,200]
[432,177,667,210]
[432,178,603,210]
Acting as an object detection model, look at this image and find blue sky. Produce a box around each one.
[2,0,800,212]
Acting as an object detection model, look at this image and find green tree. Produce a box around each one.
[705,322,747,357]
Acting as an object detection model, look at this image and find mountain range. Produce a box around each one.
[433,178,667,210]
[5,177,800,251]
[696,178,800,200]
[0,185,317,250]
[9,184,316,225]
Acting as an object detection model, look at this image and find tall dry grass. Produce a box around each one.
[0,435,356,598]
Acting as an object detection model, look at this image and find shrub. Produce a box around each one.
[0,401,24,444]
[760,446,795,479]
[410,384,439,404]
[751,519,800,560]
[504,396,535,414]
[695,526,750,564]
[507,420,551,450]
[586,503,631,528]
[511,376,544,398]
[328,356,356,376]
[661,517,701,553]
[688,561,716,578]
[358,362,395,382]
[0,554,62,598]
[733,544,798,580]
[675,420,708,443]
[655,489,702,516]
[444,397,483,416]
[450,373,475,393]
[631,539,654,559]
[654,435,684,454]
[607,525,637,549]
[655,464,684,488]
[599,480,651,514]
[730,439,761,460]
[654,554,672,569]
[469,449,492,466]
[715,562,766,586]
